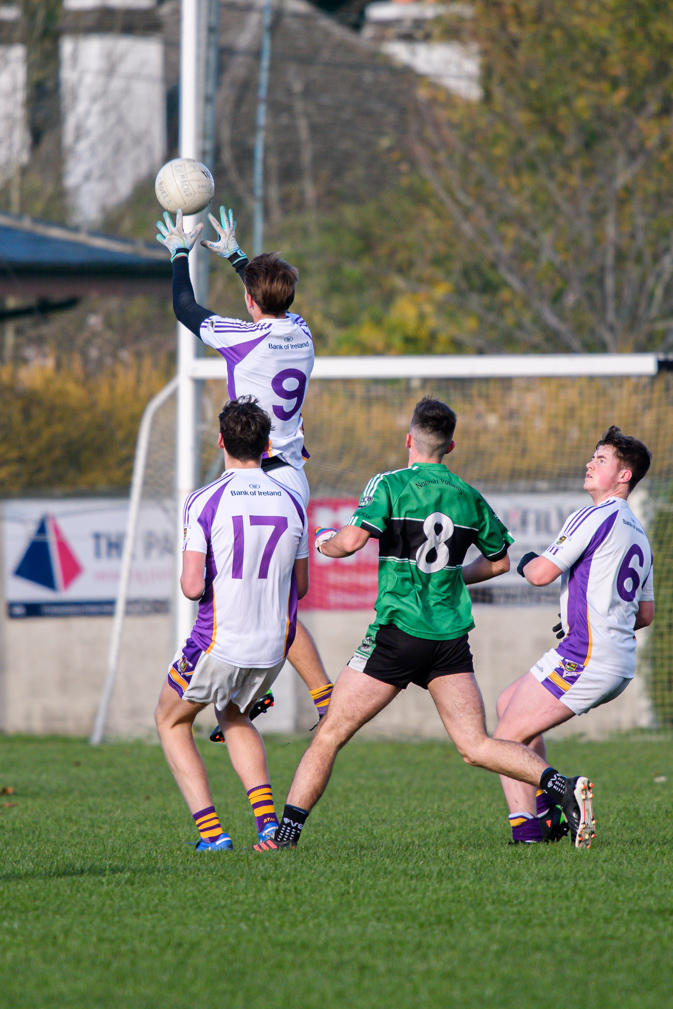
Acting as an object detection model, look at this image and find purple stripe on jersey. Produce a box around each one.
[196,479,232,542]
[284,568,299,657]
[216,332,268,400]
[267,475,306,528]
[558,510,619,665]
[193,547,218,646]
[232,515,244,579]
[566,500,615,537]
[183,473,234,526]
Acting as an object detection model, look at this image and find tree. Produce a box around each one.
[413,0,673,352]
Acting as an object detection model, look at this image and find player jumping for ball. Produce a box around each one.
[494,426,654,845]
[255,398,595,852]
[155,396,309,849]
[156,206,334,725]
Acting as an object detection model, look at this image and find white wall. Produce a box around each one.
[60,33,165,224]
[0,43,29,186]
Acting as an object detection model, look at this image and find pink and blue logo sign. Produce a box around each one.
[13,514,83,592]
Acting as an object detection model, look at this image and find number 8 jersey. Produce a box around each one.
[183,468,308,667]
[347,462,514,640]
[543,497,654,676]
[200,312,314,468]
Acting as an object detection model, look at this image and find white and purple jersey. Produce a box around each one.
[182,467,308,668]
[200,313,314,469]
[543,497,654,677]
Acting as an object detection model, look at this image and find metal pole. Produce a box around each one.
[253,0,273,257]
[176,0,201,649]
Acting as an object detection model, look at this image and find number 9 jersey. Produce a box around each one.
[543,497,654,677]
[199,312,314,468]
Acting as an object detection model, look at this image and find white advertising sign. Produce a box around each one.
[4,499,175,618]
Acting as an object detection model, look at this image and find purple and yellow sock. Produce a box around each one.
[247,784,279,835]
[509,811,543,843]
[536,787,555,819]
[193,805,226,842]
[309,682,334,718]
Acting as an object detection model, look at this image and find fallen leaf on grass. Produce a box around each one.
[2,802,17,808]
[0,786,15,795]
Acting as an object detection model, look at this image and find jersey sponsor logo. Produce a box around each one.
[358,495,373,507]
[555,534,567,545]
[177,655,191,673]
[13,514,83,592]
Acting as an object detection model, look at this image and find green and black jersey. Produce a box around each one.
[348,463,513,641]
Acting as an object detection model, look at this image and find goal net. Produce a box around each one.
[92,356,673,739]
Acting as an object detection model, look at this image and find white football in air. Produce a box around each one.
[155,158,215,216]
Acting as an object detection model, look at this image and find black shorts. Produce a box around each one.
[348,623,474,690]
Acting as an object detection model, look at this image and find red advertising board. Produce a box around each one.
[302,498,379,610]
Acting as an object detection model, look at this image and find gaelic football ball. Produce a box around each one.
[155,158,215,216]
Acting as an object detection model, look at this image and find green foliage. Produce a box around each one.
[1,735,673,1008]
[0,355,172,494]
[416,0,673,352]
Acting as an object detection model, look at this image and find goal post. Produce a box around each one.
[90,352,673,742]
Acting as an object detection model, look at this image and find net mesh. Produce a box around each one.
[115,370,673,732]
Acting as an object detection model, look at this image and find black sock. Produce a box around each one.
[539,766,567,802]
[275,804,309,845]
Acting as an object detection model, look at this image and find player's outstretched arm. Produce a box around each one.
[156,210,214,337]
[462,552,510,585]
[181,550,206,600]
[315,525,370,558]
[517,553,562,586]
[200,205,249,282]
[294,557,309,599]
[634,600,654,629]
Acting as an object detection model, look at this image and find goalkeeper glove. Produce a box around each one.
[156,209,204,262]
[315,527,338,554]
[516,551,539,578]
[200,204,247,267]
[552,615,565,640]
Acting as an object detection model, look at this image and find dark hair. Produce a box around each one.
[596,425,652,491]
[243,252,298,315]
[410,397,457,456]
[218,396,272,462]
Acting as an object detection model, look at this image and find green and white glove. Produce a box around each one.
[156,209,204,262]
[200,205,247,266]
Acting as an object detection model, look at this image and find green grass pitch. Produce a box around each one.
[1,734,672,1009]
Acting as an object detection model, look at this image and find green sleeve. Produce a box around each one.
[473,493,514,559]
[347,473,392,539]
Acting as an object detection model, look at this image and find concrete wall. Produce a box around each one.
[0,604,653,741]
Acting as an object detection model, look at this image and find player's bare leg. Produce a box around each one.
[428,672,550,784]
[256,666,398,849]
[155,681,233,849]
[155,681,212,811]
[494,671,574,816]
[216,701,271,792]
[288,621,334,718]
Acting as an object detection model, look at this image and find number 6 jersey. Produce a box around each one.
[182,468,308,667]
[347,462,514,640]
[543,497,654,676]
[199,312,314,469]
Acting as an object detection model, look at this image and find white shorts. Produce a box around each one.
[168,636,284,712]
[531,648,631,716]
[265,464,310,508]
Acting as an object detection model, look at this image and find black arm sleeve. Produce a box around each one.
[228,250,249,282]
[172,256,213,337]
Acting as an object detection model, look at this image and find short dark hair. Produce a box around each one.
[596,425,652,491]
[243,252,298,315]
[410,397,457,457]
[218,396,272,462]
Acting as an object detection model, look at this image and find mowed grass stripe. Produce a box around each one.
[0,736,672,1009]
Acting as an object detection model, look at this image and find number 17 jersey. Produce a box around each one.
[183,468,309,667]
[200,312,314,468]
